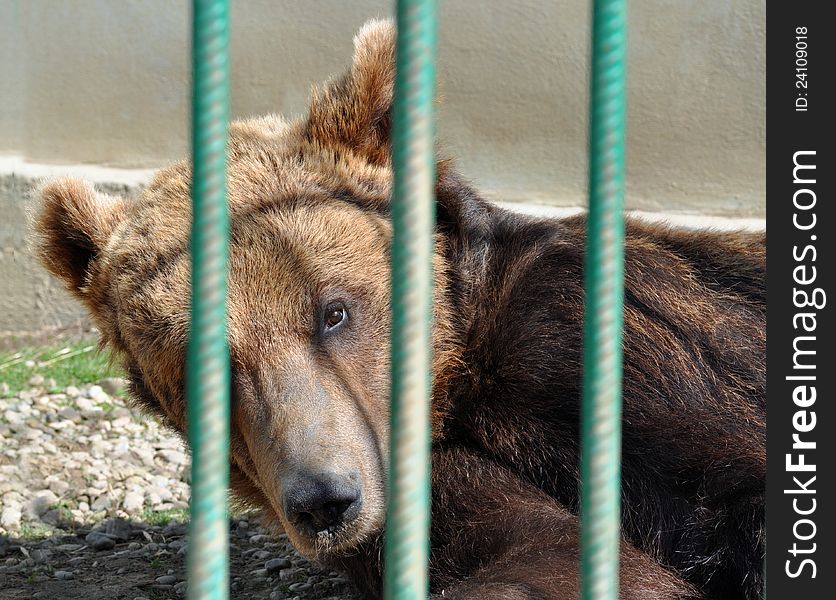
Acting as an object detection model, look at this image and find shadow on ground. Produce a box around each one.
[0,516,358,600]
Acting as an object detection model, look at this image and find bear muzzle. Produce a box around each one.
[282,471,363,538]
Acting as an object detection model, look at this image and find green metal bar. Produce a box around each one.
[187,1,231,599]
[384,2,437,600]
[580,0,627,599]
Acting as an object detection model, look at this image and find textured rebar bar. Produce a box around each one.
[580,0,627,599]
[383,2,437,600]
[187,1,230,599]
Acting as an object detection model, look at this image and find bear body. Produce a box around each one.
[33,20,764,600]
[329,171,764,600]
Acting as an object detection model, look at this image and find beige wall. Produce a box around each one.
[1,0,764,216]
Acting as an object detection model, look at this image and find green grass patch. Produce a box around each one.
[15,520,56,541]
[0,339,123,398]
[49,501,76,525]
[142,507,190,527]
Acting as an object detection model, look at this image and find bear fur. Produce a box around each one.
[32,19,764,600]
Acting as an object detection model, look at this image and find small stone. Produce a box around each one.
[99,377,127,395]
[58,407,80,422]
[24,427,42,440]
[48,479,70,496]
[54,570,74,580]
[162,522,187,536]
[64,386,80,398]
[91,494,111,512]
[41,508,61,527]
[167,539,185,551]
[158,449,187,465]
[3,410,22,424]
[146,485,173,503]
[122,491,144,513]
[112,406,131,419]
[28,375,45,387]
[74,396,94,411]
[105,517,134,541]
[31,549,53,563]
[265,557,291,573]
[81,408,104,420]
[86,385,104,399]
[111,417,131,429]
[251,568,268,578]
[1,506,21,529]
[85,531,116,551]
[155,574,177,585]
[29,489,59,517]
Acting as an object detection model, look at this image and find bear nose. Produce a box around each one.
[283,473,362,534]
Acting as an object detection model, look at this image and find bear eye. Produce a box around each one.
[323,302,348,332]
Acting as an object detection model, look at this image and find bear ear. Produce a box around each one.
[32,178,127,300]
[305,19,396,165]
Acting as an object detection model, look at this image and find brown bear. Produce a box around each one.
[32,20,764,600]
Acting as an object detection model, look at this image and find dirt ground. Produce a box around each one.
[0,517,359,599]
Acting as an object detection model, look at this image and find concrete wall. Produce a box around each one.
[1,0,764,214]
[0,0,765,340]
[0,159,154,343]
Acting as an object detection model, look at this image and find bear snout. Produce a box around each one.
[282,472,363,536]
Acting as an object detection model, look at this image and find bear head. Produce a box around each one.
[31,19,464,559]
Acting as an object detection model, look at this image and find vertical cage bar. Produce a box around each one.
[187,1,231,599]
[384,2,437,600]
[580,0,627,599]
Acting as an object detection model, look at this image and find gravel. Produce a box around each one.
[0,380,360,599]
